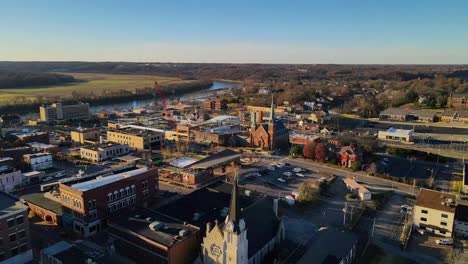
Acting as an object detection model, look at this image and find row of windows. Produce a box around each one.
[421,210,449,219]
[108,185,136,202]
[9,229,27,242]
[7,216,24,228]
[420,217,448,226]
[62,195,82,209]
[108,197,136,212]
[9,243,29,258]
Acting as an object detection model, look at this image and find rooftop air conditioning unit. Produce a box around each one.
[149,221,163,231]
[179,229,189,237]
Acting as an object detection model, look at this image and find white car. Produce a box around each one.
[277,178,286,183]
[416,228,425,235]
[293,168,302,172]
[253,172,262,177]
[283,172,292,177]
[268,166,276,171]
[276,163,285,168]
[436,239,452,245]
[296,173,305,177]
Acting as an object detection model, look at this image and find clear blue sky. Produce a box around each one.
[1,0,467,63]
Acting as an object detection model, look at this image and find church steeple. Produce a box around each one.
[251,111,256,127]
[227,175,241,234]
[269,94,275,124]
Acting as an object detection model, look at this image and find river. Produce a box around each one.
[89,80,240,113]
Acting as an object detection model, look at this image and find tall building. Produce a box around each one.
[201,180,284,264]
[249,96,289,151]
[39,103,90,123]
[59,167,158,237]
[0,191,33,263]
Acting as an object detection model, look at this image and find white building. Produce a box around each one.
[23,153,53,171]
[378,127,414,143]
[343,177,371,200]
[413,189,456,237]
[0,166,23,192]
[80,143,130,163]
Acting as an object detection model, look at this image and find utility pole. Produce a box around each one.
[372,218,376,237]
[343,202,348,226]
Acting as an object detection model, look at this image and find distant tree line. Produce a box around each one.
[0,71,75,88]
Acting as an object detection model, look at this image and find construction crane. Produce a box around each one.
[154,80,167,110]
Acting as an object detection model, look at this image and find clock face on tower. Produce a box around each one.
[210,244,222,256]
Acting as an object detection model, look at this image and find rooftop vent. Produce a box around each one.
[179,229,189,237]
[149,221,163,231]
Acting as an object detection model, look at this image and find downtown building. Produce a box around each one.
[39,103,90,123]
[58,167,158,237]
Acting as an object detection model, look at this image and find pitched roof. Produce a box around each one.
[415,189,456,213]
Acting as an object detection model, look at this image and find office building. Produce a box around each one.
[0,166,23,193]
[107,129,164,150]
[23,153,53,171]
[40,103,90,123]
[59,167,158,237]
[377,127,414,143]
[80,143,129,163]
[413,189,456,237]
[0,191,33,263]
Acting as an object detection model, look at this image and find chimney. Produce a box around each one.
[273,199,279,217]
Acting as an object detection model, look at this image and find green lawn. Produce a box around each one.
[0,72,197,105]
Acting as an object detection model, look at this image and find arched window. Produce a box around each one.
[125,187,130,195]
[114,191,119,200]
[131,185,136,193]
[120,188,125,197]
[108,193,113,202]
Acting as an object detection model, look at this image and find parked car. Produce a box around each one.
[436,239,452,245]
[296,173,305,177]
[253,172,262,177]
[276,162,285,168]
[283,172,292,177]
[42,176,53,182]
[277,178,286,183]
[293,168,302,172]
[268,166,276,171]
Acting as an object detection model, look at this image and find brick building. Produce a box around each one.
[59,167,158,237]
[80,143,129,163]
[10,130,49,144]
[448,93,468,109]
[71,127,102,144]
[0,191,33,263]
[107,129,164,150]
[204,99,227,111]
[176,124,199,142]
[250,97,289,151]
[337,146,362,168]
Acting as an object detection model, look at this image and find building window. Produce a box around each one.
[16,216,24,224]
[420,217,427,222]
[18,230,26,239]
[441,222,447,226]
[441,214,448,218]
[7,219,15,228]
[9,234,16,242]
[421,210,428,214]
[440,230,447,234]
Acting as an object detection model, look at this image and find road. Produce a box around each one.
[284,158,415,195]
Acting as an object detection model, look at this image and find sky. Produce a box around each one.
[1,0,468,64]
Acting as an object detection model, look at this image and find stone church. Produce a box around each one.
[249,96,289,151]
[201,180,285,264]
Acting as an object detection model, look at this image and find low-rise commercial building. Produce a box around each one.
[40,102,90,123]
[80,143,129,163]
[109,207,200,264]
[448,93,468,109]
[441,110,468,124]
[21,192,62,225]
[377,127,414,143]
[71,127,102,144]
[343,177,371,200]
[0,191,33,263]
[413,189,457,237]
[59,167,158,237]
[26,142,60,153]
[194,126,242,146]
[0,166,23,192]
[23,153,53,171]
[107,129,164,150]
[10,130,49,144]
[176,124,198,142]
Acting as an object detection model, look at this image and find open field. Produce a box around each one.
[0,72,198,105]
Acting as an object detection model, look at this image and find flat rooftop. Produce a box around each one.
[201,126,242,135]
[81,143,126,151]
[0,165,16,174]
[190,149,241,169]
[27,142,57,148]
[20,192,63,215]
[110,207,199,247]
[169,157,199,168]
[384,127,413,135]
[11,130,47,138]
[70,167,148,191]
[416,189,457,213]
[24,152,52,158]
[0,192,25,217]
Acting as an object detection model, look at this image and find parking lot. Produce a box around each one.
[407,232,453,263]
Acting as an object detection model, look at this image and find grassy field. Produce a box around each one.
[0,72,197,105]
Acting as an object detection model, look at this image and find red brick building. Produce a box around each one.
[448,93,468,109]
[250,97,289,151]
[337,146,362,168]
[59,167,158,237]
[204,99,227,111]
